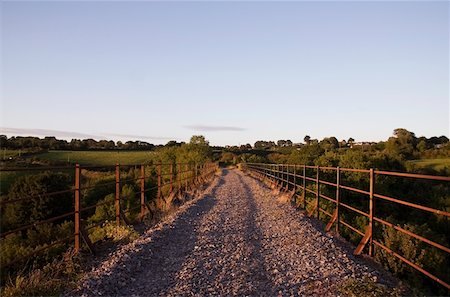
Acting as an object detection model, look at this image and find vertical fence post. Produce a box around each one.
[336,167,340,234]
[302,165,306,209]
[278,164,281,187]
[170,163,174,194]
[316,166,320,219]
[115,164,120,226]
[293,165,296,190]
[140,164,145,218]
[157,163,162,205]
[293,165,297,205]
[286,165,289,190]
[369,168,374,256]
[263,164,267,183]
[74,164,80,253]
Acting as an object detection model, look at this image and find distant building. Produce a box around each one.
[350,142,376,148]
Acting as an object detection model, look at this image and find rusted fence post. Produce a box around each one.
[302,165,306,209]
[293,164,296,190]
[140,164,145,218]
[74,164,81,253]
[336,167,340,234]
[316,166,320,219]
[369,168,374,256]
[263,164,267,183]
[285,164,289,190]
[115,164,120,226]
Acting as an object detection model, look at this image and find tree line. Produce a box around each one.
[0,135,184,151]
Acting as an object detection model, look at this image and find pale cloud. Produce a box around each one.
[184,125,246,132]
[0,127,102,139]
[103,133,175,141]
[0,127,174,142]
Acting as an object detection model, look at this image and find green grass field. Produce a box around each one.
[408,158,450,171]
[1,149,25,160]
[34,150,155,166]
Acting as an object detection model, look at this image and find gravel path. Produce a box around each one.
[67,169,398,296]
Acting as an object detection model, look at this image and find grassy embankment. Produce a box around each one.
[0,150,154,195]
[407,158,450,171]
[34,150,154,166]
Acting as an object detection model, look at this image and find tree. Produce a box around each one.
[386,128,417,159]
[165,140,179,147]
[348,137,355,147]
[190,135,209,146]
[304,135,311,145]
[320,137,339,151]
[3,172,72,231]
[254,141,275,150]
[0,135,7,148]
[277,140,286,147]
[175,135,212,165]
[417,140,427,152]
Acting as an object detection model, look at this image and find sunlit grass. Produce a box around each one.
[35,150,154,166]
[408,158,450,171]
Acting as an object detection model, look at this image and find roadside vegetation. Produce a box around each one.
[0,135,212,296]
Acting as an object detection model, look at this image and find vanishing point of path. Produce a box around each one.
[67,169,398,296]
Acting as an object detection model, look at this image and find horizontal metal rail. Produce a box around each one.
[244,162,450,290]
[0,161,218,271]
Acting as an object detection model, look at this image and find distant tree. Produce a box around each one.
[438,135,449,144]
[254,141,275,149]
[386,128,417,159]
[304,135,311,145]
[277,140,293,147]
[247,154,267,163]
[320,137,339,152]
[177,135,212,164]
[220,152,236,165]
[348,137,355,147]
[0,135,7,148]
[166,140,179,147]
[417,139,427,152]
[277,140,286,147]
[190,135,209,146]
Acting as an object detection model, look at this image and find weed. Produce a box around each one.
[339,276,403,297]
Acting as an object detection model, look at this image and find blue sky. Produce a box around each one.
[1,1,448,146]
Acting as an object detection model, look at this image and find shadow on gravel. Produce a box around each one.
[82,171,226,296]
[236,173,281,295]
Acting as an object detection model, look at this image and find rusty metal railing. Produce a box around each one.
[243,163,450,291]
[0,162,217,271]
